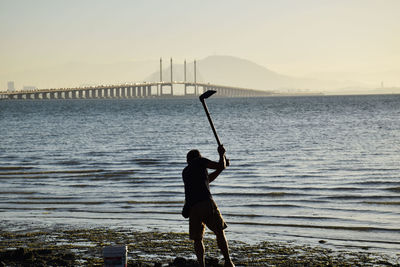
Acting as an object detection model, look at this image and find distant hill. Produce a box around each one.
[146,55,295,90]
[199,56,306,91]
[145,55,364,92]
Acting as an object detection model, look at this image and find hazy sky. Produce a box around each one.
[1,0,399,79]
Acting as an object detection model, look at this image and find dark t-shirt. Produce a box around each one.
[182,157,212,208]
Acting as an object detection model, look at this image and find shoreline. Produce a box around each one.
[1,226,398,266]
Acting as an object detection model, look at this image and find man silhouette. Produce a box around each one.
[182,145,234,267]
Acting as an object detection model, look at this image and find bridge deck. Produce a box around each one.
[1,81,272,100]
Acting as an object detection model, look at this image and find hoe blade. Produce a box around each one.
[199,90,216,101]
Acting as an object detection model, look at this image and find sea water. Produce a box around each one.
[1,95,399,257]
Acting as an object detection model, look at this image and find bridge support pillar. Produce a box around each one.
[160,84,173,96]
[147,85,151,97]
[184,84,196,96]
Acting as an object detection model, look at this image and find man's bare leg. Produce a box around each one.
[194,238,205,267]
[215,230,234,267]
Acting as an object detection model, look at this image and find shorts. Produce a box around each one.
[189,199,227,240]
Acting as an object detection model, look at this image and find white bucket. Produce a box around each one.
[103,245,127,267]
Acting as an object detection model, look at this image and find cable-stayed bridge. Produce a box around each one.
[1,81,271,100]
[1,58,273,100]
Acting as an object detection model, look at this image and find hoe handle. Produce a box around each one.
[201,100,230,166]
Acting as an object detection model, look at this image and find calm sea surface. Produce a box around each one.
[1,95,399,257]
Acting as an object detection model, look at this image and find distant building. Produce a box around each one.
[23,86,37,91]
[7,81,15,92]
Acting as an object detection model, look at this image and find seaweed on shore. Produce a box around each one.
[0,227,398,266]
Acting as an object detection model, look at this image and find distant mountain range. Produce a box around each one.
[146,55,373,92]
[2,55,398,94]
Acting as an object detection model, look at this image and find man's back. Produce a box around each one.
[182,157,212,207]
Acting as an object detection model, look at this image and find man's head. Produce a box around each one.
[187,149,201,164]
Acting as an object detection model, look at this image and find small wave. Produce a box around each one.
[0,166,34,171]
[24,196,77,200]
[4,200,105,205]
[95,170,135,179]
[385,187,400,193]
[126,200,182,205]
[57,160,82,166]
[83,151,111,156]
[229,221,400,232]
[319,195,400,200]
[215,192,308,197]
[0,191,36,195]
[0,175,52,180]
[216,185,359,192]
[319,187,359,191]
[0,169,104,176]
[346,181,400,186]
[265,192,287,197]
[363,201,400,205]
[133,159,162,166]
[71,209,180,215]
[240,203,301,208]
[69,184,96,188]
[225,213,351,222]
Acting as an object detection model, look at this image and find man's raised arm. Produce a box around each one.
[207,145,227,183]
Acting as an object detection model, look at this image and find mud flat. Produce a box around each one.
[0,227,398,266]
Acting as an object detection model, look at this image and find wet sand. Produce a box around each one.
[0,226,398,266]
